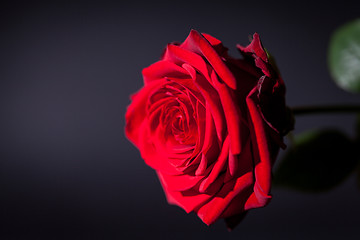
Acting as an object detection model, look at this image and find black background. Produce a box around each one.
[1,0,360,239]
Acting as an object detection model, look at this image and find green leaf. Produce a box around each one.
[328,19,360,93]
[273,129,358,192]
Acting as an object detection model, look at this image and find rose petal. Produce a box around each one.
[201,32,228,57]
[181,30,237,89]
[142,60,189,84]
[237,33,273,78]
[163,44,211,81]
[237,33,268,63]
[195,104,220,176]
[193,73,226,142]
[195,172,254,225]
[138,122,185,175]
[167,76,206,107]
[225,134,251,182]
[158,172,213,213]
[125,79,167,145]
[195,153,208,176]
[220,189,252,219]
[245,87,273,205]
[158,169,209,192]
[211,69,247,155]
[198,135,229,193]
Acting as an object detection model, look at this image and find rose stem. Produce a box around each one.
[291,105,360,115]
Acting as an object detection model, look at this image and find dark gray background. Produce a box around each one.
[1,0,359,239]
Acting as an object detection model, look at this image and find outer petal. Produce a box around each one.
[237,33,273,78]
[195,172,254,225]
[158,171,214,213]
[237,33,268,63]
[201,32,229,57]
[163,43,211,81]
[192,70,227,143]
[211,69,246,155]
[138,120,186,175]
[181,30,237,90]
[158,170,208,192]
[199,136,230,193]
[245,87,273,208]
[125,79,166,145]
[142,60,189,84]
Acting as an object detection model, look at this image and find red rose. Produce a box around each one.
[125,30,292,228]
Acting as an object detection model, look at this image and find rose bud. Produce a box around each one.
[125,30,293,229]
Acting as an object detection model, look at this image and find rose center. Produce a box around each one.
[147,83,198,150]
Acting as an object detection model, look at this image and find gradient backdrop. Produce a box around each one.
[1,0,359,239]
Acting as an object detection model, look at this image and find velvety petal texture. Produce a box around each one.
[125,30,292,228]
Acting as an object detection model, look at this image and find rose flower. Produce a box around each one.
[125,30,292,228]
